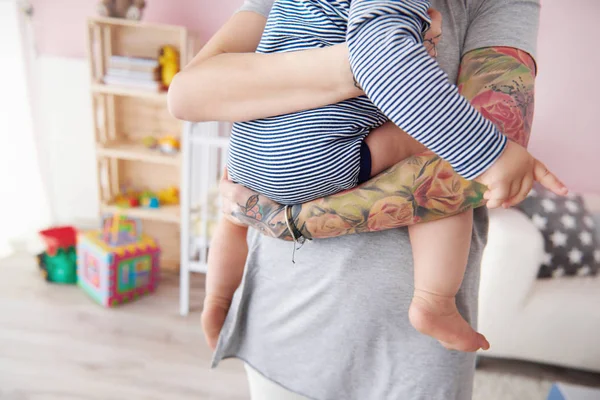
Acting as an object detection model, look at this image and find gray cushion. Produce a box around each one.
[593,213,600,238]
[517,185,600,278]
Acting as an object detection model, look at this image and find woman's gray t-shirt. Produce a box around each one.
[213,1,540,399]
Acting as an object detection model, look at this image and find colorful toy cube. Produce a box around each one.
[77,215,160,307]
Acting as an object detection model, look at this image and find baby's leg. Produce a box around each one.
[364,121,427,176]
[408,211,490,352]
[365,123,488,351]
[202,217,248,350]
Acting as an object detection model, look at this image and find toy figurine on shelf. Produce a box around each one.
[142,136,157,149]
[158,45,180,88]
[158,135,180,154]
[113,187,140,208]
[140,191,160,209]
[141,135,179,154]
[157,186,179,205]
[98,0,147,20]
[111,186,179,210]
[77,213,160,307]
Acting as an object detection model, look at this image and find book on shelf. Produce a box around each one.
[103,55,163,92]
[106,67,160,81]
[109,55,159,73]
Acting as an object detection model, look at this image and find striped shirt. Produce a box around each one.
[228,0,507,205]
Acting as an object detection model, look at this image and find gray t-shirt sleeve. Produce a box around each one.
[237,0,274,18]
[464,0,541,59]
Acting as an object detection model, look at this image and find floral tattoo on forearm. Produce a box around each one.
[228,46,536,240]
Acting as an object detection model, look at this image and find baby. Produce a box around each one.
[202,0,565,352]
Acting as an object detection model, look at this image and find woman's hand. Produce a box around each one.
[424,8,442,58]
[219,170,292,240]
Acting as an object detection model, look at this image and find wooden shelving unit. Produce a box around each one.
[87,17,194,271]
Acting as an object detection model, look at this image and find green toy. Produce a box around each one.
[37,248,78,284]
[37,226,78,284]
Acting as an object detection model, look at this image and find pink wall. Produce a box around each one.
[529,0,600,193]
[31,0,599,193]
[30,0,242,58]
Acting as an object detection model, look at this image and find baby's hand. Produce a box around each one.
[475,141,568,209]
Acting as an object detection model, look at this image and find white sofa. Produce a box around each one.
[478,194,600,373]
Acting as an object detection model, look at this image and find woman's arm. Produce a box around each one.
[221,47,537,240]
[167,12,361,123]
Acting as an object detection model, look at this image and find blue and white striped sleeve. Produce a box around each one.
[347,0,507,180]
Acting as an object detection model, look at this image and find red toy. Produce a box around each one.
[39,226,78,256]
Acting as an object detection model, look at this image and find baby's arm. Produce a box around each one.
[347,0,566,204]
[348,0,503,180]
[347,0,567,207]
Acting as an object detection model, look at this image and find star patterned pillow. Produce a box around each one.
[517,185,600,279]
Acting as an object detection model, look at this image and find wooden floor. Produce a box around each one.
[0,253,249,400]
[2,253,599,400]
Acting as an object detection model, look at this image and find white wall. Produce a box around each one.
[0,0,51,254]
[36,56,99,224]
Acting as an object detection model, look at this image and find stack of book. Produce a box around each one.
[103,56,162,91]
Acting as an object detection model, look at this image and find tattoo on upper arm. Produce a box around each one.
[458,47,536,147]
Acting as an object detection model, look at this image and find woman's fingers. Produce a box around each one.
[533,159,568,196]
[219,168,238,201]
[425,8,442,58]
[427,8,443,37]
[219,179,235,199]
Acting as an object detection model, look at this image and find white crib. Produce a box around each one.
[179,121,231,316]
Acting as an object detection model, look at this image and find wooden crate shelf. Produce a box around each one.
[91,83,168,102]
[100,204,181,224]
[88,16,187,34]
[88,17,195,271]
[97,141,181,166]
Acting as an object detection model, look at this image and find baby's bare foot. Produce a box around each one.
[409,290,490,352]
[201,294,232,350]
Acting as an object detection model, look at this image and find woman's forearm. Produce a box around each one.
[221,153,484,241]
[168,12,362,123]
[191,47,360,123]
[292,153,484,238]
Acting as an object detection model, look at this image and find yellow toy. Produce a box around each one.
[158,135,180,154]
[158,45,180,88]
[142,136,157,149]
[112,189,140,208]
[157,187,179,206]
